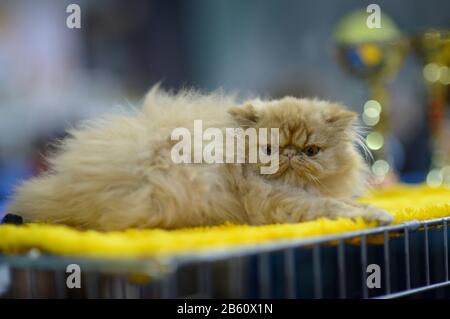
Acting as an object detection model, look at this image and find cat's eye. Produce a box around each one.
[303,145,320,157]
[261,145,271,155]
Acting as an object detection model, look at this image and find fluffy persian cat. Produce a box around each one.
[8,87,392,230]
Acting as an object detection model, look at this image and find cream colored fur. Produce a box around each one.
[8,87,392,230]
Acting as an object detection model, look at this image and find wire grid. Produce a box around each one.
[1,217,450,299]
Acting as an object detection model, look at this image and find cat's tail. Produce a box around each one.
[7,174,80,226]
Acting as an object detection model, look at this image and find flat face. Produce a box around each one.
[240,98,360,190]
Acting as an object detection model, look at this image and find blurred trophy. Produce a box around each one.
[334,10,408,185]
[414,30,450,187]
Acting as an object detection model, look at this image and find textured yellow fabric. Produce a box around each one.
[0,184,449,258]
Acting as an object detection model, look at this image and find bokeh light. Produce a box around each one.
[363,100,382,113]
[423,63,441,82]
[372,159,390,176]
[439,66,450,85]
[366,132,384,150]
[426,168,443,187]
[362,100,382,126]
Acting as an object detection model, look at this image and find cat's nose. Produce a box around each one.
[283,149,296,159]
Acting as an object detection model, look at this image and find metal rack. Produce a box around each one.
[1,217,450,299]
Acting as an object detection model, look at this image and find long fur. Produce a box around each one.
[8,87,392,230]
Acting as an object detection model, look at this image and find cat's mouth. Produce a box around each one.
[260,155,306,178]
[277,156,299,173]
[282,155,301,166]
[282,156,312,175]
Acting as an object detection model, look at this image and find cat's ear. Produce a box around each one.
[228,102,260,126]
[324,107,357,130]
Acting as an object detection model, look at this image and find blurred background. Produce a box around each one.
[0,0,449,214]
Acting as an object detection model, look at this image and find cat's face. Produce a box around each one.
[229,97,367,195]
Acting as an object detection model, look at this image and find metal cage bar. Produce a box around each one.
[337,240,346,299]
[2,217,450,299]
[383,230,391,295]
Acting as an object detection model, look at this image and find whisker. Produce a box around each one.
[302,169,326,190]
[353,124,373,162]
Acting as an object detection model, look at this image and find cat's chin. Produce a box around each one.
[258,164,290,179]
[259,167,310,187]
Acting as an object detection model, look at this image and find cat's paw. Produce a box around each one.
[360,205,393,226]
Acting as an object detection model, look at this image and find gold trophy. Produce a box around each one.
[414,30,450,187]
[334,10,408,185]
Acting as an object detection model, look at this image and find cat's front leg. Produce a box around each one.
[295,197,393,226]
[243,186,393,226]
[338,200,394,226]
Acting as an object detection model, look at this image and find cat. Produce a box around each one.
[8,87,393,230]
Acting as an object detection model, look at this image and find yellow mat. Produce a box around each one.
[0,184,449,258]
